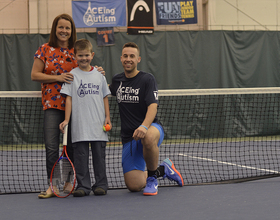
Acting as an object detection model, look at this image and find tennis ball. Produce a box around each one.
[103,124,111,132]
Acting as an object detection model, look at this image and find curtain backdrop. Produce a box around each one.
[1,31,280,91]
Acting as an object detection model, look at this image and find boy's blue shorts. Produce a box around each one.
[122,123,164,174]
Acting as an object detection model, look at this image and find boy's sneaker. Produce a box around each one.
[93,187,107,196]
[72,189,86,197]
[143,176,158,196]
[160,158,184,186]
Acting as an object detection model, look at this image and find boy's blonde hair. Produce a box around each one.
[74,39,93,54]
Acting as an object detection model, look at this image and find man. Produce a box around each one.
[109,42,184,196]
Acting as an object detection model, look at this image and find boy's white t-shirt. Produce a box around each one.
[60,66,111,143]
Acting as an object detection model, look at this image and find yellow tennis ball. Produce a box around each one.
[103,124,111,132]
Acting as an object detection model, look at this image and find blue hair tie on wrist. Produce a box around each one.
[139,125,148,130]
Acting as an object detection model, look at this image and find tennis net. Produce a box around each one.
[1,88,280,194]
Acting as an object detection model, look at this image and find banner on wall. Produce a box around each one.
[72,0,126,28]
[155,0,197,25]
[97,27,115,46]
[127,0,154,35]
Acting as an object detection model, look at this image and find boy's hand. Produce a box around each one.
[104,118,112,130]
[59,121,68,133]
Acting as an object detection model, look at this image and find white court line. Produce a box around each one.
[179,153,280,174]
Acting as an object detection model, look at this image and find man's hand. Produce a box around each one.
[132,126,148,141]
[95,66,105,75]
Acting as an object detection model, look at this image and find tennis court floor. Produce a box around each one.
[1,176,280,220]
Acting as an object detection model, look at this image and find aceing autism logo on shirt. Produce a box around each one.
[77,80,100,98]
[116,82,140,103]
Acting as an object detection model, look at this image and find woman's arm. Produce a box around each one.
[31,58,73,84]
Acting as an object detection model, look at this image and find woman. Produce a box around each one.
[31,14,103,198]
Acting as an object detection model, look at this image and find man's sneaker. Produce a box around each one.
[160,158,184,186]
[143,176,158,196]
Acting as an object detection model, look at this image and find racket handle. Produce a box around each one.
[63,124,68,146]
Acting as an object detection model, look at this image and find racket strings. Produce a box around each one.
[52,158,75,196]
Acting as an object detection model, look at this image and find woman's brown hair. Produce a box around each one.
[48,14,77,49]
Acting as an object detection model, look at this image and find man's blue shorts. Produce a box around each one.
[122,123,164,174]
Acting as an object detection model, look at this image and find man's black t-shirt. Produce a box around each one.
[110,71,160,143]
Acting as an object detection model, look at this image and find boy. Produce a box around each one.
[59,39,111,197]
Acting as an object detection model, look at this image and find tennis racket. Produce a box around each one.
[50,124,76,198]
